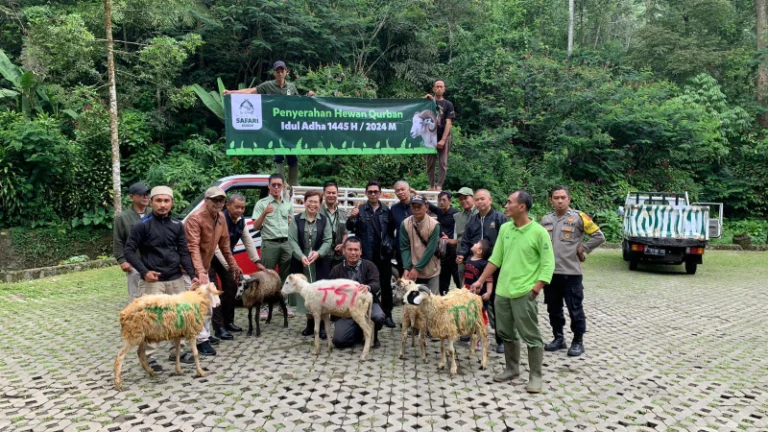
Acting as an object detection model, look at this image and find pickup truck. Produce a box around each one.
[620,192,723,274]
[180,174,439,281]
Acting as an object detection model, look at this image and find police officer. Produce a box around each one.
[539,185,605,357]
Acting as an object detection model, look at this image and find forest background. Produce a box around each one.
[1,0,767,267]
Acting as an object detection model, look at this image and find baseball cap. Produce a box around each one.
[150,186,173,199]
[205,186,227,199]
[128,183,150,196]
[411,195,428,205]
[272,61,287,70]
[456,187,474,196]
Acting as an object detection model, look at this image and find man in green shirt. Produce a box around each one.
[252,173,295,288]
[224,61,315,186]
[470,190,555,393]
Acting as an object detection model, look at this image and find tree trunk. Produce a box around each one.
[105,0,122,217]
[758,0,768,127]
[567,0,575,56]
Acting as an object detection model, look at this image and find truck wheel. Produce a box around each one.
[622,241,629,261]
[685,259,697,275]
[629,258,638,271]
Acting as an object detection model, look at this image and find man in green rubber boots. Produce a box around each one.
[470,190,555,393]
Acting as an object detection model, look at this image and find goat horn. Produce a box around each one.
[417,285,431,294]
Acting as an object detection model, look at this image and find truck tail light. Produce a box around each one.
[631,244,645,252]
[686,247,704,255]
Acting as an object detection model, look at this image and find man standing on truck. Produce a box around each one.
[253,173,295,290]
[223,61,315,186]
[539,185,605,357]
[184,186,242,356]
[424,80,455,191]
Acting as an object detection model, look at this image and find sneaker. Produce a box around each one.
[495,343,504,354]
[260,308,269,320]
[196,341,217,356]
[168,351,196,364]
[475,339,483,350]
[148,358,163,372]
[276,307,295,318]
[460,335,471,342]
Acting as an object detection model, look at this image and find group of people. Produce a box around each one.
[113,175,605,393]
[223,60,456,192]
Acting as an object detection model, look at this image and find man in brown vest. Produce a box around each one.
[399,194,441,294]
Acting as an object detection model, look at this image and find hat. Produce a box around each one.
[205,186,227,199]
[150,186,173,199]
[410,195,428,206]
[271,60,287,70]
[456,187,474,196]
[128,183,150,196]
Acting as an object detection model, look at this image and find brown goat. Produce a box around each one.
[236,270,287,337]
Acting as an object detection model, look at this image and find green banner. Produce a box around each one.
[224,94,438,155]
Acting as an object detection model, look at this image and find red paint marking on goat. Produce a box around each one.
[317,284,357,306]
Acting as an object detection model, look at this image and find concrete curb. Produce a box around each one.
[599,243,766,251]
[0,258,117,283]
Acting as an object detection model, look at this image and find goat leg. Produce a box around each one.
[448,339,458,376]
[312,313,321,355]
[113,340,135,391]
[137,342,155,377]
[438,339,446,370]
[266,301,273,324]
[280,297,289,327]
[323,314,333,354]
[256,302,262,337]
[398,317,408,360]
[188,336,205,377]
[173,338,183,376]
[356,312,373,362]
[247,307,254,336]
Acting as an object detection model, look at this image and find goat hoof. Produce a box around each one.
[114,382,123,391]
[311,350,318,356]
[147,371,156,377]
[175,368,183,376]
[398,354,404,359]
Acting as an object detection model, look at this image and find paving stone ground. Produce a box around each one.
[1,249,767,432]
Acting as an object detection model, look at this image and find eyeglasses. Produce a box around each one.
[270,183,284,189]
[366,190,381,195]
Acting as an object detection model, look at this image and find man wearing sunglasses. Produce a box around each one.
[253,174,295,288]
[224,61,315,186]
[346,181,395,326]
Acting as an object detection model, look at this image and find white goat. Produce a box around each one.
[281,274,374,361]
[406,286,488,375]
[114,283,222,391]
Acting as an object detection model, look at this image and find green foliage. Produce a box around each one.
[2,225,111,269]
[59,255,89,265]
[71,207,113,230]
[711,219,768,245]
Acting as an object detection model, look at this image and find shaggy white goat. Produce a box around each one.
[406,286,488,376]
[114,283,221,391]
[281,274,374,361]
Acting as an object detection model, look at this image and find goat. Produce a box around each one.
[236,270,287,336]
[406,286,488,375]
[114,282,221,391]
[281,274,374,361]
[393,278,427,362]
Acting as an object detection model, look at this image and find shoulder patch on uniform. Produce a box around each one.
[580,212,600,235]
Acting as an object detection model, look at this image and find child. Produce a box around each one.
[462,239,493,347]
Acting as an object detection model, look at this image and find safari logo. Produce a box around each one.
[231,94,263,130]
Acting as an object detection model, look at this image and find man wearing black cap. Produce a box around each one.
[113,183,151,301]
[224,60,315,186]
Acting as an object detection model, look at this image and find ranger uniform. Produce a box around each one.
[539,209,605,356]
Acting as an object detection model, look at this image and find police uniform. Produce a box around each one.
[539,209,605,355]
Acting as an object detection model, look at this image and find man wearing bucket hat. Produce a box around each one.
[184,186,242,355]
[223,60,315,186]
[124,185,200,365]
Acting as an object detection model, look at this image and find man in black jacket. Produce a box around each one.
[455,189,508,352]
[330,237,385,349]
[124,186,199,295]
[346,181,395,328]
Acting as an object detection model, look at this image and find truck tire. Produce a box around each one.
[629,257,638,271]
[685,259,697,275]
[622,241,629,261]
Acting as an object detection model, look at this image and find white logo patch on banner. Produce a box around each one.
[231,94,263,131]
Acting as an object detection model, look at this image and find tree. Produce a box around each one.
[568,0,575,56]
[758,0,768,127]
[104,0,122,217]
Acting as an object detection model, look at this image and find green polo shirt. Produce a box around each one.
[257,80,299,96]
[252,196,293,240]
[489,220,555,299]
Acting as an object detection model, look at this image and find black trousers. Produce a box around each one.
[209,258,238,331]
[544,274,586,337]
[372,256,393,318]
[332,304,385,348]
[438,246,460,295]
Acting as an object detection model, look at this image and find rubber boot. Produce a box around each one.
[319,320,327,340]
[493,341,521,382]
[287,165,299,186]
[526,346,544,393]
[275,162,285,178]
[544,329,566,352]
[301,317,314,336]
[567,334,584,357]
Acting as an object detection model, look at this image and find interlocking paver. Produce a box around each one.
[1,250,767,431]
